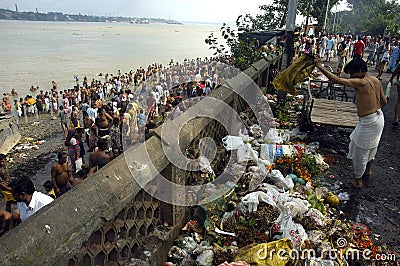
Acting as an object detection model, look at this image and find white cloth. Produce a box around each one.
[17,191,54,222]
[347,109,384,177]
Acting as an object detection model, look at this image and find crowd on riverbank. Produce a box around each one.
[0,55,240,235]
[297,33,400,79]
[1,34,400,264]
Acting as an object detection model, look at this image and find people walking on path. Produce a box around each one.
[376,42,391,80]
[388,63,400,128]
[352,37,365,59]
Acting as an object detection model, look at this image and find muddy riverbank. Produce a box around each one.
[1,114,64,209]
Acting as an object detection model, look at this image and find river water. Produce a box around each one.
[0,20,220,97]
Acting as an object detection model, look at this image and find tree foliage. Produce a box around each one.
[307,0,340,33]
[204,19,279,71]
[205,0,400,70]
[205,0,339,70]
[339,0,400,36]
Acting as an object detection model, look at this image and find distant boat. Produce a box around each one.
[167,20,183,25]
[130,19,149,24]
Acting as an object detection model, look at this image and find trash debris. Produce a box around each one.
[44,224,51,234]
[164,95,395,266]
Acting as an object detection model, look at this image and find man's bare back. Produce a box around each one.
[51,153,70,194]
[51,161,69,187]
[315,61,386,116]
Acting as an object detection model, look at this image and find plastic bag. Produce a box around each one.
[239,129,254,143]
[272,214,308,250]
[260,144,277,161]
[199,156,215,178]
[248,159,271,191]
[241,191,277,213]
[234,239,293,266]
[302,208,327,228]
[168,246,189,261]
[237,143,258,163]
[75,158,83,173]
[385,82,391,100]
[196,249,214,266]
[265,128,288,144]
[268,170,294,190]
[305,142,319,153]
[222,136,244,151]
[249,124,263,138]
[260,144,300,161]
[176,236,198,253]
[313,153,329,172]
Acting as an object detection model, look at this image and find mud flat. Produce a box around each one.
[1,114,65,209]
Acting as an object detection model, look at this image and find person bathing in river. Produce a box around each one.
[315,57,387,188]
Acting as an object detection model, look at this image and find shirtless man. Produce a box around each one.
[96,108,113,138]
[315,58,387,188]
[89,139,113,175]
[51,151,72,196]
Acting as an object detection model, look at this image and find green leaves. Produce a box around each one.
[339,0,400,35]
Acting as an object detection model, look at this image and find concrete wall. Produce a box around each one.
[0,53,283,265]
[0,115,21,155]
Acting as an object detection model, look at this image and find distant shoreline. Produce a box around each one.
[0,8,223,25]
[0,8,181,24]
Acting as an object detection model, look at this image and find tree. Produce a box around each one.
[339,0,400,36]
[205,0,343,70]
[307,0,340,33]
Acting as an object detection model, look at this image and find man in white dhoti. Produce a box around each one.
[315,58,387,188]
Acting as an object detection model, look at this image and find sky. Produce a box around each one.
[0,0,269,24]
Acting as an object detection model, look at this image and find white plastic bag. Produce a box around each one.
[265,128,289,144]
[237,143,258,163]
[385,82,391,100]
[196,249,214,266]
[260,144,276,161]
[199,156,215,176]
[268,170,294,190]
[75,158,83,173]
[238,129,254,143]
[222,135,244,151]
[273,215,308,250]
[249,124,263,138]
[241,191,278,213]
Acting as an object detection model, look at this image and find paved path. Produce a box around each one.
[316,52,400,254]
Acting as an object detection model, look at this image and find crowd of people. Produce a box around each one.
[297,32,400,189]
[1,32,400,236]
[298,33,400,127]
[298,33,400,78]
[0,56,232,235]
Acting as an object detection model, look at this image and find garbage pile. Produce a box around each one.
[165,102,398,266]
[8,137,46,160]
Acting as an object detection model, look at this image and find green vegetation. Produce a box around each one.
[337,0,400,36]
[205,0,400,70]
